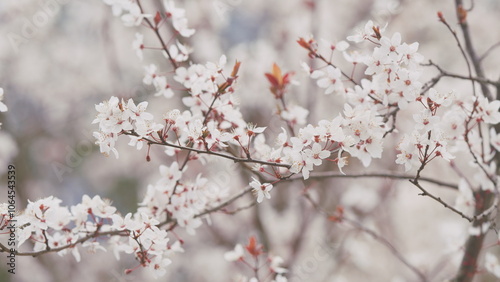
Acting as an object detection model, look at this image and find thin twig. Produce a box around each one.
[438,12,476,98]
[0,229,129,257]
[302,192,427,281]
[452,190,495,282]
[423,61,500,87]
[345,218,428,282]
[224,201,258,215]
[124,132,291,168]
[409,179,473,222]
[196,186,253,218]
[454,0,492,99]
[281,171,458,190]
[137,0,178,69]
[479,40,500,62]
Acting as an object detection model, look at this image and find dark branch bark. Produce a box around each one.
[452,190,495,282]
[454,0,492,100]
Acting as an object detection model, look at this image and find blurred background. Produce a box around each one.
[1,0,500,281]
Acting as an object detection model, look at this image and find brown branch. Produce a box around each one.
[479,40,500,63]
[0,229,129,257]
[409,179,473,222]
[454,0,492,100]
[2,186,254,257]
[124,132,291,169]
[452,190,496,282]
[408,136,474,222]
[302,193,427,281]
[223,201,258,215]
[137,0,179,69]
[438,11,476,98]
[423,61,500,87]
[314,53,358,86]
[195,186,253,218]
[280,171,459,190]
[344,218,428,282]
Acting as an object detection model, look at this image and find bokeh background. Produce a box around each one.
[1,0,500,281]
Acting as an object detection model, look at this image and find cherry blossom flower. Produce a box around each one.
[392,68,422,103]
[93,131,119,158]
[491,128,500,152]
[206,55,227,73]
[379,32,402,62]
[335,150,348,174]
[413,110,440,132]
[428,88,454,107]
[143,64,158,85]
[301,143,330,179]
[343,49,365,64]
[280,104,309,126]
[347,20,386,43]
[125,99,154,123]
[164,0,195,37]
[103,0,130,16]
[148,256,172,278]
[0,88,7,112]
[397,41,424,68]
[485,253,500,278]
[475,96,500,124]
[224,244,244,261]
[311,65,344,95]
[273,275,288,282]
[250,177,274,203]
[132,32,144,60]
[206,121,232,148]
[454,179,474,214]
[396,132,421,171]
[167,41,191,62]
[270,255,288,274]
[159,162,183,185]
[121,2,151,27]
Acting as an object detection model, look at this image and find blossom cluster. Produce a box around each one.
[224,236,288,282]
[138,161,229,235]
[89,10,500,278]
[8,195,182,278]
[4,159,230,277]
[92,96,163,158]
[299,20,500,178]
[4,0,500,280]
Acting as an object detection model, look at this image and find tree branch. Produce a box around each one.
[302,192,428,281]
[423,61,500,88]
[281,171,458,190]
[409,179,473,222]
[124,132,291,169]
[438,10,477,98]
[454,0,492,99]
[452,190,496,282]
[0,229,129,257]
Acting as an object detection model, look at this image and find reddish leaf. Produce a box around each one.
[297,37,310,50]
[154,11,162,26]
[265,73,280,88]
[245,236,263,257]
[457,5,467,24]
